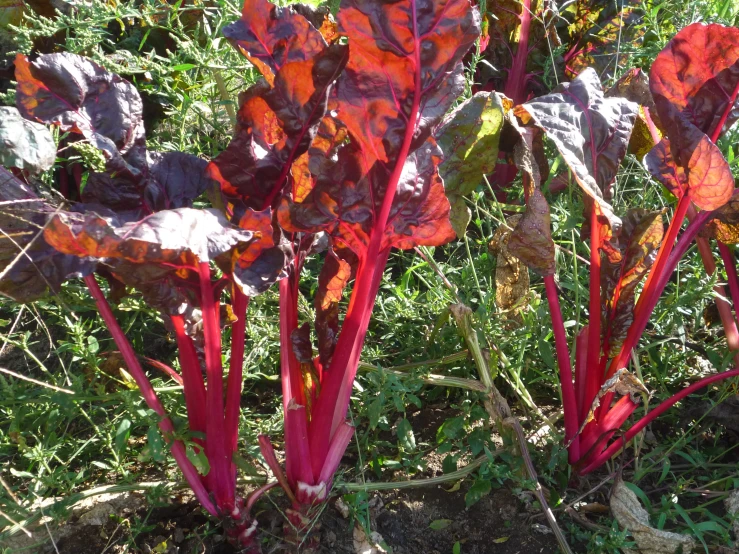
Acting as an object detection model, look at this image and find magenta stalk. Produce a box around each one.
[83,274,217,516]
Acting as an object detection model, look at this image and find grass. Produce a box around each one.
[1,0,739,552]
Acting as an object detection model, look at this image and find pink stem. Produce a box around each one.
[503,0,532,105]
[225,288,249,476]
[584,210,712,454]
[543,275,579,461]
[258,435,297,505]
[171,315,207,439]
[83,274,216,516]
[718,242,739,322]
[709,79,739,144]
[140,356,183,386]
[574,326,588,421]
[582,208,602,426]
[686,204,739,354]
[608,194,692,380]
[696,237,739,353]
[308,247,390,478]
[580,367,739,474]
[198,262,231,511]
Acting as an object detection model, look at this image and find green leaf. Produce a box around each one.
[429,519,452,530]
[440,416,465,440]
[87,335,99,354]
[436,92,506,238]
[171,63,197,71]
[114,418,132,454]
[468,428,486,456]
[465,478,492,507]
[442,454,458,474]
[538,337,555,369]
[368,395,383,429]
[397,418,416,451]
[453,542,461,554]
[186,444,210,476]
[147,426,166,462]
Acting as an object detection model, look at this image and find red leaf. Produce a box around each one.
[314,245,355,367]
[646,131,733,211]
[601,209,664,357]
[649,23,739,141]
[278,0,479,258]
[646,23,738,211]
[208,36,347,215]
[15,52,209,219]
[15,53,145,163]
[223,0,327,85]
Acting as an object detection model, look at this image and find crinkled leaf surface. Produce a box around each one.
[230,208,290,296]
[489,214,529,315]
[645,131,733,211]
[507,188,555,276]
[649,23,739,140]
[0,168,94,302]
[290,322,314,363]
[506,126,556,276]
[314,245,355,367]
[646,23,737,211]
[15,52,210,219]
[222,0,327,85]
[83,151,210,221]
[15,53,145,163]
[44,207,257,268]
[601,209,663,357]
[278,0,480,258]
[207,42,348,214]
[0,106,56,175]
[701,191,739,244]
[436,92,505,237]
[480,0,553,102]
[563,2,644,81]
[516,67,639,231]
[606,68,661,158]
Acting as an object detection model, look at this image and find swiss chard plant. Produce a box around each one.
[507,22,739,473]
[2,51,290,549]
[207,0,481,531]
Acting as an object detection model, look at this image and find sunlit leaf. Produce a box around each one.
[436,92,506,237]
[0,106,56,175]
[516,67,639,232]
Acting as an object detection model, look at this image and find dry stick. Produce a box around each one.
[450,304,572,552]
[0,366,74,394]
[564,506,609,533]
[0,509,32,538]
[414,246,463,303]
[505,418,575,554]
[341,451,499,492]
[212,69,237,124]
[0,474,19,505]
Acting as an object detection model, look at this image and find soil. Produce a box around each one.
[4,481,561,554]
